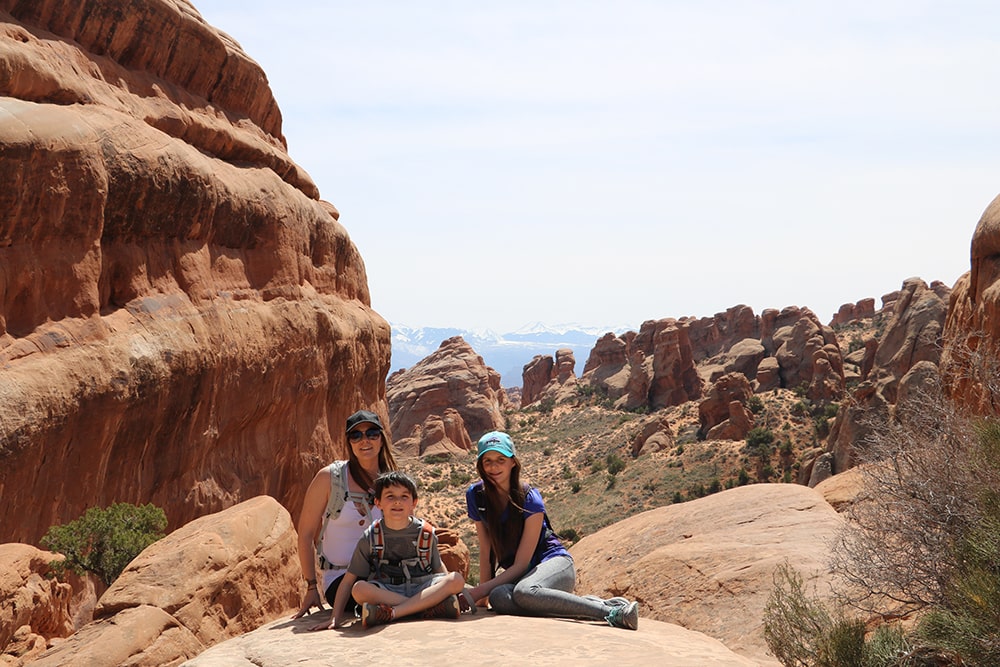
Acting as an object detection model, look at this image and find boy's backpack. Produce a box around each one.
[473,484,559,571]
[316,461,375,571]
[369,518,436,583]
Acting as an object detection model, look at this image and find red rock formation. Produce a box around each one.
[0,1,389,544]
[828,278,950,474]
[386,336,506,456]
[829,297,877,327]
[698,373,753,439]
[0,544,88,661]
[649,320,703,409]
[521,354,555,406]
[521,348,577,407]
[942,192,1000,413]
[630,415,675,456]
[685,304,760,362]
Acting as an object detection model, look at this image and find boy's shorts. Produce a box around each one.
[371,572,448,598]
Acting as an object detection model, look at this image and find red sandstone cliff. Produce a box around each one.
[0,0,389,544]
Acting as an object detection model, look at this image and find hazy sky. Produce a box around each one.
[195,1,999,333]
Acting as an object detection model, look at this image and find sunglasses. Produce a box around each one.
[348,427,382,443]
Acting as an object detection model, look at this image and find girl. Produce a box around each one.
[294,410,398,619]
[463,431,639,629]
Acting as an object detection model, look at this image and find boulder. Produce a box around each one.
[0,544,83,661]
[630,415,675,456]
[30,496,299,665]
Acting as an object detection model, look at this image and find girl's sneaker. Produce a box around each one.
[605,601,639,630]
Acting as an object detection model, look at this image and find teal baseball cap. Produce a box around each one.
[477,431,515,459]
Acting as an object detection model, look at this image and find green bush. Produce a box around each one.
[606,452,626,475]
[748,394,765,414]
[41,502,167,586]
[746,426,775,449]
[763,562,866,667]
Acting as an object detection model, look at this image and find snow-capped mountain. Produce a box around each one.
[390,322,629,388]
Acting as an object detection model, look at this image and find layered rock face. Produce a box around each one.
[942,192,1000,413]
[0,1,389,544]
[386,336,507,457]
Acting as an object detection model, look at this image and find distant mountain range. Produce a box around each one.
[390,323,629,387]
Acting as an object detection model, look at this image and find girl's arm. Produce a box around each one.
[466,513,544,603]
[293,467,331,618]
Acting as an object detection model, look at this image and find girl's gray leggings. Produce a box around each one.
[488,555,609,620]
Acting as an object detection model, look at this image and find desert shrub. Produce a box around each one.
[559,527,580,543]
[746,426,775,449]
[827,347,1000,665]
[763,562,866,667]
[748,394,765,414]
[606,452,626,475]
[571,481,582,493]
[830,385,999,617]
[41,502,167,586]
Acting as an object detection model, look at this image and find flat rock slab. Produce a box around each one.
[183,611,760,666]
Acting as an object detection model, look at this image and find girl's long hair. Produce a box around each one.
[348,430,398,492]
[477,455,527,574]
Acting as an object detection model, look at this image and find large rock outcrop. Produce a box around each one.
[572,483,846,666]
[386,336,506,457]
[826,278,950,474]
[943,192,1000,413]
[0,0,389,545]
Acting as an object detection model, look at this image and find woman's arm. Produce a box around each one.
[293,467,331,618]
[466,513,544,602]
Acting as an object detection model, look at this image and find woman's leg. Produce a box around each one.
[492,556,610,620]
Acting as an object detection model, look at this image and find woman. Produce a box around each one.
[463,431,639,630]
[294,410,398,618]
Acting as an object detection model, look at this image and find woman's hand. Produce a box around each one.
[293,586,324,618]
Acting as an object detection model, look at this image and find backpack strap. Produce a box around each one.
[368,518,436,583]
[415,519,435,573]
[317,461,373,570]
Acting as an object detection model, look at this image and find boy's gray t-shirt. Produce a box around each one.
[348,517,442,580]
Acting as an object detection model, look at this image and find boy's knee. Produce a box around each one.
[351,580,376,601]
[446,572,466,592]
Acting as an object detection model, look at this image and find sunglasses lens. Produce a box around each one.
[365,428,381,439]
[348,430,363,442]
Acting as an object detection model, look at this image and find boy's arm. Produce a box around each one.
[329,571,359,628]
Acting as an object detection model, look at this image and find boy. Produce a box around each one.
[323,471,466,629]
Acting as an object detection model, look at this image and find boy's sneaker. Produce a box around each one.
[605,601,639,630]
[421,594,460,620]
[361,603,394,629]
